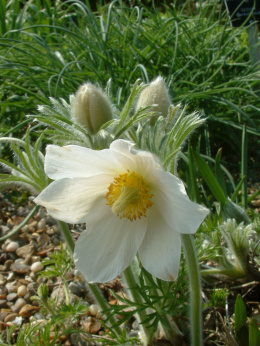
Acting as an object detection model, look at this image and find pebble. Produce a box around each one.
[10,262,30,274]
[19,304,40,318]
[6,242,19,252]
[37,233,49,247]
[31,261,44,273]
[5,282,18,293]
[16,243,36,258]
[68,281,86,297]
[37,219,46,230]
[27,282,37,293]
[0,311,8,322]
[13,298,26,311]
[0,274,5,285]
[17,285,27,297]
[4,313,18,323]
[6,272,15,281]
[0,300,8,309]
[28,221,38,233]
[83,319,102,334]
[3,260,13,271]
[6,293,17,302]
[0,226,10,234]
[88,304,101,317]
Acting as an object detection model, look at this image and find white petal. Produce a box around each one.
[138,208,181,281]
[34,175,111,223]
[44,144,133,180]
[110,139,163,178]
[152,170,209,234]
[74,202,147,283]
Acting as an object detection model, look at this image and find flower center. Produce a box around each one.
[105,170,153,221]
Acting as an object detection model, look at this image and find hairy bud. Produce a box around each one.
[71,83,113,134]
[136,76,171,117]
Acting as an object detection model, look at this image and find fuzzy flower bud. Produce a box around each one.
[136,76,171,117]
[71,83,113,134]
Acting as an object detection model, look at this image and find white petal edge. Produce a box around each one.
[34,175,112,224]
[138,207,182,281]
[152,170,209,234]
[74,200,148,283]
[44,143,134,180]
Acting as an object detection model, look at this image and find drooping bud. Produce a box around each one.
[71,83,113,134]
[136,76,171,117]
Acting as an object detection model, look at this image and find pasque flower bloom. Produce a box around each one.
[35,140,209,283]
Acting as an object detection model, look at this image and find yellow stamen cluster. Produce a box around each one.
[106,170,153,221]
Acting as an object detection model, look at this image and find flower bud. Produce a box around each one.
[136,76,171,117]
[71,83,113,134]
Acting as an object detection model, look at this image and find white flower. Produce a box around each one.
[35,140,209,283]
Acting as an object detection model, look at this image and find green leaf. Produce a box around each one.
[192,149,227,204]
[249,318,260,346]
[235,294,248,340]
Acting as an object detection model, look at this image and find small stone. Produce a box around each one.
[21,225,29,233]
[88,304,101,317]
[37,233,49,247]
[0,300,8,308]
[34,312,45,321]
[0,321,9,331]
[3,259,14,271]
[19,304,40,318]
[14,298,26,311]
[6,293,17,302]
[6,272,15,281]
[27,282,37,293]
[28,221,38,232]
[0,311,8,322]
[16,243,36,258]
[4,313,18,323]
[0,274,5,285]
[83,320,102,334]
[37,219,46,230]
[5,282,18,293]
[6,241,19,252]
[10,262,30,274]
[69,281,86,297]
[17,285,27,297]
[24,254,32,265]
[31,256,41,263]
[31,261,44,273]
[29,272,37,280]
[0,226,10,234]
[52,237,60,246]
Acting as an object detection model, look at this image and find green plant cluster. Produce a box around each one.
[0,0,260,345]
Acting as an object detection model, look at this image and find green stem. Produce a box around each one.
[62,277,70,305]
[57,221,122,336]
[241,125,248,210]
[181,234,202,346]
[58,221,76,255]
[123,265,154,344]
[0,205,40,242]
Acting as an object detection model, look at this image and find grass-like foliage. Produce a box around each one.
[0,0,260,345]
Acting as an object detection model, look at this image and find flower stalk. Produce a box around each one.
[123,265,154,344]
[181,234,202,346]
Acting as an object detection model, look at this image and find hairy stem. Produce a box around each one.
[181,234,202,346]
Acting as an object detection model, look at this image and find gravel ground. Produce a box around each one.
[0,191,140,345]
[0,185,259,345]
